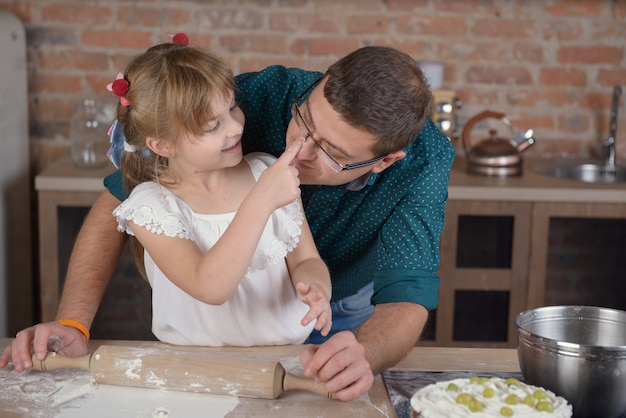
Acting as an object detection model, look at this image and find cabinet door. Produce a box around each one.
[527,202,626,310]
[429,200,532,348]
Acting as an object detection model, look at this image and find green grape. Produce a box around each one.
[536,401,554,412]
[477,377,489,385]
[500,406,514,417]
[505,377,521,386]
[468,398,484,412]
[533,389,547,400]
[456,393,473,405]
[469,376,480,384]
[447,383,459,392]
[483,387,495,398]
[522,395,536,407]
[504,394,520,405]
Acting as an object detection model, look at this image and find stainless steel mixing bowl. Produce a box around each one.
[515,306,626,418]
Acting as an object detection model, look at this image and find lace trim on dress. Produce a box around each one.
[248,199,304,272]
[114,202,193,240]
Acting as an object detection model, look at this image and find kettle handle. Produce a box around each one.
[461,110,506,154]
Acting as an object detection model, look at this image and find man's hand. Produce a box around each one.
[0,322,88,372]
[299,331,374,401]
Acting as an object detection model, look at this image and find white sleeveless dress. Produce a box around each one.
[113,153,314,346]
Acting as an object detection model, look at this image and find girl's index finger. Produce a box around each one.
[279,138,305,165]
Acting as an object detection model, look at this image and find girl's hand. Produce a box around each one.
[253,139,304,211]
[296,281,332,336]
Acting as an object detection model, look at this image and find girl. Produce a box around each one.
[110,35,331,346]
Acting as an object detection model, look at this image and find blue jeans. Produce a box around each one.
[307,282,375,344]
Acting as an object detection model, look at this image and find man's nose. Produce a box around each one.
[296,135,316,159]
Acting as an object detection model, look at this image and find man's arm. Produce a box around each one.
[56,189,127,327]
[0,190,126,371]
[299,301,426,401]
[355,302,427,373]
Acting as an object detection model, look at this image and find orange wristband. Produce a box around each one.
[56,319,90,343]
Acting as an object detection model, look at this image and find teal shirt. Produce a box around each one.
[105,65,455,310]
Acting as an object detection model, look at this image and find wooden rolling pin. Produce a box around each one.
[32,345,333,400]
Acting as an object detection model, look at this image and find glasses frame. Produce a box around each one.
[291,78,387,173]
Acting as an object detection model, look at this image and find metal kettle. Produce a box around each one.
[462,110,535,176]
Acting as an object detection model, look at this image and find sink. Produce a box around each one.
[532,87,624,184]
[532,159,626,184]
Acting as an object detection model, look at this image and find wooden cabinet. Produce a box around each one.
[432,200,532,348]
[527,202,626,310]
[35,156,626,346]
[421,158,626,348]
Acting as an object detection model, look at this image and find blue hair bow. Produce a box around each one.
[107,120,151,168]
[107,120,126,169]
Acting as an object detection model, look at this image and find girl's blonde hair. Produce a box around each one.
[115,42,235,279]
[118,42,235,195]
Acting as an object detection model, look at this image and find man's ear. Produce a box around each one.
[146,136,174,158]
[371,150,406,173]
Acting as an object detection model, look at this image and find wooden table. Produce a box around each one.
[0,339,393,417]
[0,338,520,417]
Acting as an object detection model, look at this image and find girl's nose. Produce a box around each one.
[226,117,244,137]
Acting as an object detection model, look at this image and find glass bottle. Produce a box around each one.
[70,98,114,168]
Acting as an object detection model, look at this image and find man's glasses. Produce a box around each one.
[291,78,386,173]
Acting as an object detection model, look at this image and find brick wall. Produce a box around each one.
[0,0,625,173]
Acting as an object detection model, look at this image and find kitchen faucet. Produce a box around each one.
[605,85,622,166]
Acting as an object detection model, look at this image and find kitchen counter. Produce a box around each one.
[448,157,626,203]
[35,155,115,192]
[0,338,520,417]
[35,155,626,200]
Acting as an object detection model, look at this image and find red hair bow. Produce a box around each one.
[106,73,130,107]
[172,33,189,46]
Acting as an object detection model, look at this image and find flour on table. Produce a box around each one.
[1,362,239,418]
[151,407,170,417]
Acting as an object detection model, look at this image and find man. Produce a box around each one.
[1,45,454,401]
